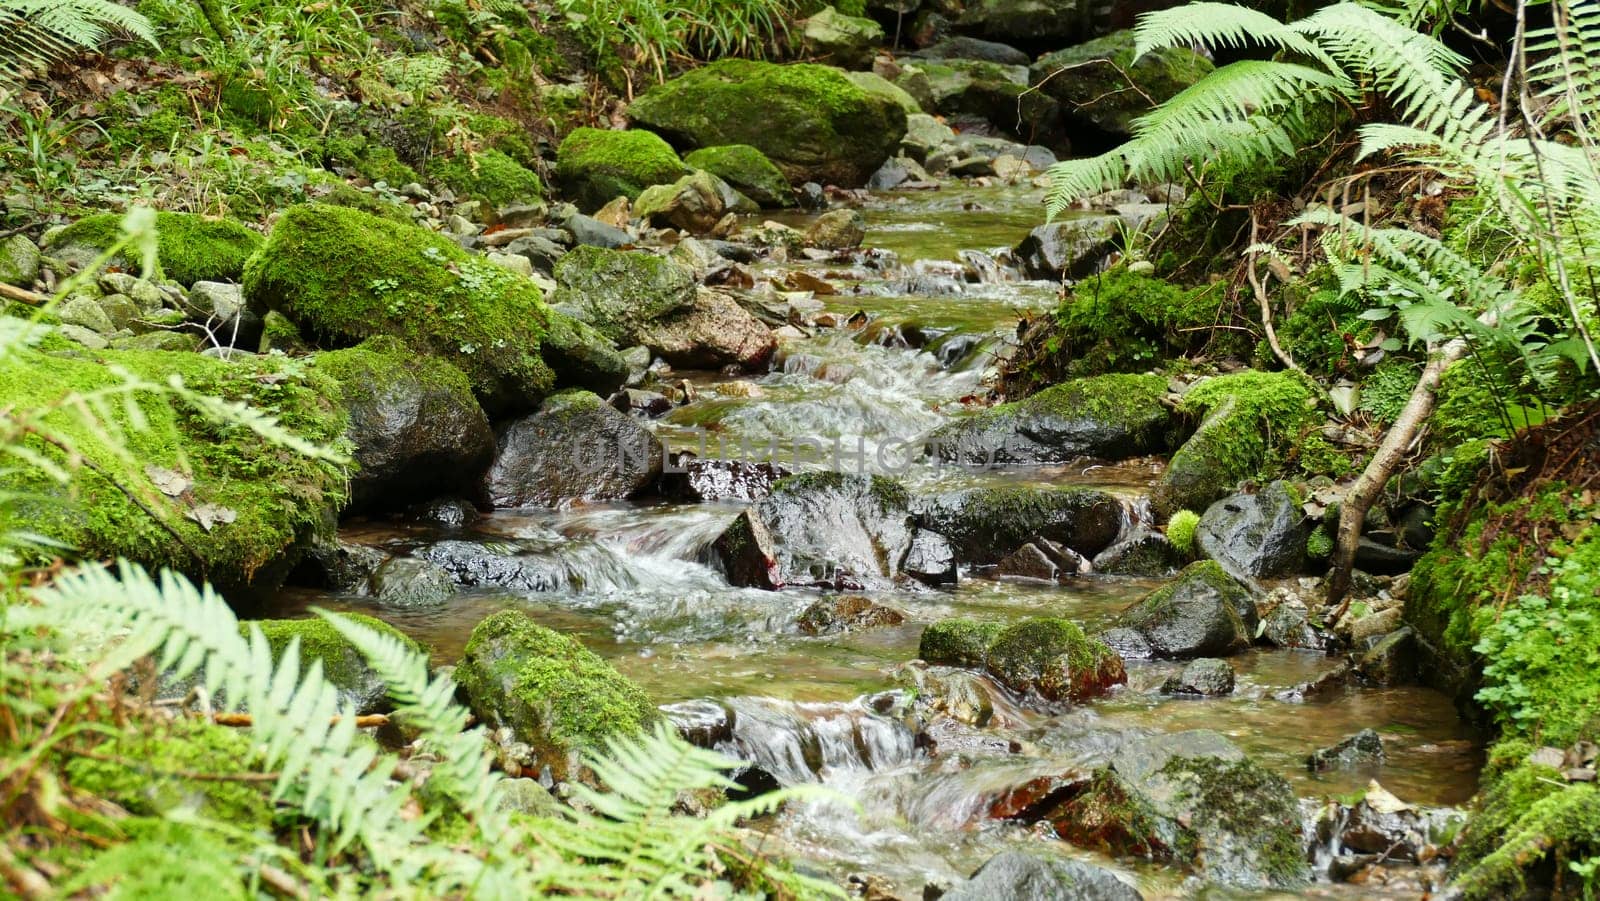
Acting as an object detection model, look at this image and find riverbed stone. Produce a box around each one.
[1195,481,1309,584]
[903,528,958,585]
[796,595,906,635]
[553,127,688,212]
[711,508,782,589]
[369,557,457,608]
[628,60,908,187]
[483,389,663,507]
[1357,627,1418,686]
[1161,657,1235,696]
[1111,561,1253,658]
[995,539,1090,582]
[0,234,41,287]
[986,618,1126,701]
[926,372,1172,465]
[315,336,494,512]
[942,851,1143,901]
[632,170,729,234]
[802,6,884,70]
[456,609,656,779]
[1014,216,1121,280]
[1093,530,1184,576]
[684,144,794,208]
[803,209,866,249]
[746,472,915,587]
[1308,729,1385,771]
[914,485,1124,564]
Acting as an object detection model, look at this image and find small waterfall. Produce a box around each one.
[667,695,920,786]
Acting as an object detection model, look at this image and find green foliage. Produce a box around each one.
[1305,524,1334,558]
[554,0,798,80]
[1045,267,1227,377]
[554,127,687,211]
[1270,280,1369,378]
[63,718,278,827]
[432,148,544,207]
[0,0,157,95]
[1166,509,1200,555]
[1359,361,1422,424]
[1453,753,1600,900]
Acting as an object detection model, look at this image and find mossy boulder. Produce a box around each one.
[248,614,422,713]
[456,609,656,778]
[554,127,688,212]
[914,485,1125,564]
[842,71,922,115]
[953,0,1095,51]
[243,204,620,414]
[927,373,1172,465]
[1110,561,1255,659]
[920,618,1006,668]
[64,718,276,827]
[433,148,544,206]
[802,6,885,70]
[1151,371,1318,520]
[1047,730,1308,887]
[628,60,908,187]
[482,389,664,507]
[312,336,494,512]
[920,617,1124,701]
[1030,30,1213,149]
[0,341,348,590]
[683,144,794,208]
[0,234,41,287]
[46,212,263,286]
[551,246,774,369]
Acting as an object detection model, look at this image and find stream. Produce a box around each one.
[270,181,1481,897]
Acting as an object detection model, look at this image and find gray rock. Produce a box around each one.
[483,390,663,507]
[1357,628,1417,686]
[1161,657,1235,696]
[801,6,883,70]
[1308,728,1384,770]
[1013,216,1119,279]
[911,36,1030,65]
[659,457,788,503]
[711,508,781,589]
[903,528,958,585]
[58,296,115,334]
[942,851,1142,901]
[96,294,142,331]
[915,485,1124,564]
[744,472,915,589]
[298,539,387,593]
[370,557,457,608]
[803,209,866,249]
[633,171,729,235]
[610,387,673,418]
[925,373,1172,465]
[1112,561,1254,658]
[563,213,632,248]
[0,234,42,287]
[995,539,1089,582]
[1093,530,1183,576]
[408,496,480,529]
[1196,481,1308,584]
[57,324,109,349]
[502,235,566,273]
[1260,601,1326,650]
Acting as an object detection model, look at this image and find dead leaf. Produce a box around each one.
[187,504,237,532]
[144,465,191,497]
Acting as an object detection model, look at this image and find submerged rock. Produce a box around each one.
[1111,561,1254,658]
[369,557,457,608]
[915,485,1124,565]
[1195,481,1309,584]
[628,60,908,187]
[926,373,1172,465]
[942,851,1142,900]
[456,609,656,780]
[1161,657,1235,696]
[482,390,663,507]
[1308,729,1385,771]
[796,595,906,635]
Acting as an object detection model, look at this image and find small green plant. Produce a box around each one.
[1167,509,1200,556]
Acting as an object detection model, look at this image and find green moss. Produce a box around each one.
[456,610,656,776]
[48,212,263,286]
[242,203,557,413]
[919,618,1004,668]
[320,183,415,225]
[355,145,420,188]
[1305,524,1334,559]
[1159,755,1309,887]
[683,144,793,208]
[1268,279,1370,378]
[0,342,348,588]
[1165,509,1199,556]
[1453,755,1600,899]
[101,86,197,150]
[986,618,1124,700]
[1152,370,1318,518]
[554,127,687,211]
[466,112,543,170]
[64,718,275,827]
[248,613,421,698]
[433,148,544,207]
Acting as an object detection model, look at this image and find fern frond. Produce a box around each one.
[0,0,157,89]
[1132,59,1352,138]
[1134,2,1330,62]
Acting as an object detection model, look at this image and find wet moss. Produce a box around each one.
[1454,754,1600,899]
[48,212,263,286]
[59,818,250,899]
[1160,755,1309,887]
[554,127,687,211]
[433,148,544,207]
[918,618,1004,668]
[0,341,348,588]
[242,203,557,413]
[64,718,275,827]
[320,183,415,225]
[1165,509,1199,556]
[986,618,1125,701]
[248,613,421,702]
[683,144,794,208]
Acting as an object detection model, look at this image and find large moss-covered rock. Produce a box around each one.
[1110,561,1254,658]
[456,609,656,778]
[248,614,422,713]
[628,60,908,187]
[920,618,1006,668]
[0,234,41,287]
[554,127,688,212]
[914,485,1125,563]
[920,616,1125,701]
[313,336,494,512]
[802,6,884,70]
[551,246,774,369]
[1030,31,1213,149]
[482,390,663,507]
[0,341,348,590]
[1047,730,1308,888]
[927,373,1172,465]
[243,204,617,414]
[684,144,794,208]
[1151,371,1318,520]
[46,212,263,286]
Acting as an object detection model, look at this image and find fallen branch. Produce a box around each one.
[0,283,48,306]
[1326,335,1469,610]
[210,712,389,729]
[1247,215,1315,386]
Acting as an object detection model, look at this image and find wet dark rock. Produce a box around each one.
[925,373,1172,465]
[408,496,480,529]
[798,182,828,210]
[748,472,916,588]
[298,539,387,593]
[483,390,663,507]
[662,698,735,746]
[1097,626,1153,660]
[1354,537,1423,574]
[1308,729,1384,771]
[1259,601,1327,650]
[1195,481,1308,584]
[1048,729,1308,888]
[319,337,495,512]
[1274,662,1352,702]
[941,851,1142,901]
[561,212,632,248]
[903,528,958,585]
[658,456,789,503]
[914,486,1124,564]
[910,36,1030,65]
[1312,782,1464,866]
[796,595,907,635]
[1110,561,1254,659]
[369,557,457,608]
[995,539,1090,582]
[609,387,673,418]
[1356,628,1417,686]
[502,234,567,273]
[919,617,1125,702]
[1013,216,1119,280]
[414,540,574,591]
[867,157,914,191]
[1161,657,1235,696]
[711,508,782,589]
[1092,530,1183,576]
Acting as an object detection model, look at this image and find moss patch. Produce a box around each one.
[683,144,793,208]
[47,212,263,286]
[986,618,1125,701]
[433,148,544,207]
[64,717,275,827]
[243,203,558,414]
[554,127,687,212]
[919,618,1004,668]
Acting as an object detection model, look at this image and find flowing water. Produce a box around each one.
[271,181,1481,897]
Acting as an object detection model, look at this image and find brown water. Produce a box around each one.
[272,184,1480,897]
